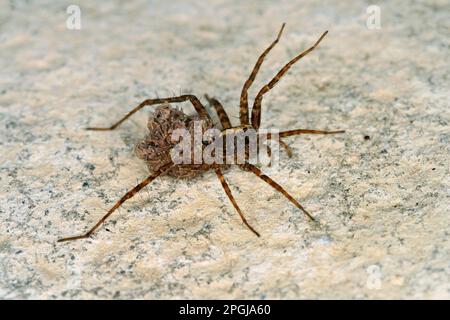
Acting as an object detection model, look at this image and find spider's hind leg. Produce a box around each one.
[58,164,172,242]
[86,95,211,131]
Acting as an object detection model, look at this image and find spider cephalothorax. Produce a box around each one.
[59,23,344,242]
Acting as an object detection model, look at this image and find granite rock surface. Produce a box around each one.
[0,0,449,299]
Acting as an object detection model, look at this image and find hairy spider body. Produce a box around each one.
[58,24,345,242]
[135,105,215,178]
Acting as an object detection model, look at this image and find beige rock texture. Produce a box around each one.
[0,0,449,299]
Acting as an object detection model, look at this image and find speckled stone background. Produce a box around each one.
[0,0,449,299]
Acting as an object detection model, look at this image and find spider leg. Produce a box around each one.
[86,95,211,130]
[267,136,293,159]
[240,163,315,221]
[266,144,272,166]
[239,23,285,125]
[266,129,344,156]
[205,94,232,129]
[278,139,293,157]
[215,167,260,237]
[262,141,292,165]
[251,31,328,129]
[58,163,173,242]
[280,129,345,137]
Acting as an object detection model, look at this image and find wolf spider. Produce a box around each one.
[58,23,344,242]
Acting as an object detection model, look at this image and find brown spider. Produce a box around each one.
[58,23,344,242]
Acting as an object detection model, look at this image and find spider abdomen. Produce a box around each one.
[135,105,215,178]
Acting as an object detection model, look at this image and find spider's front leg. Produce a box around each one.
[251,30,328,129]
[205,94,232,129]
[86,94,211,131]
[239,23,285,125]
[280,129,345,137]
[240,163,315,221]
[264,129,345,158]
